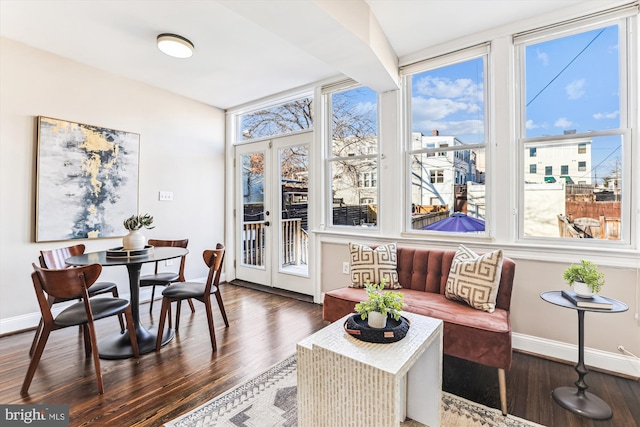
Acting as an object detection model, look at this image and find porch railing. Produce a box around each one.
[242,221,266,266]
[242,219,308,267]
[282,219,308,266]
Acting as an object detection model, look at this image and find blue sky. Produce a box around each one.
[405,23,622,183]
[525,24,621,183]
[412,57,484,143]
[525,24,619,137]
[339,23,623,183]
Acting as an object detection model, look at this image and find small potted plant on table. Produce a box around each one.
[355,279,406,328]
[563,259,605,298]
[122,213,154,250]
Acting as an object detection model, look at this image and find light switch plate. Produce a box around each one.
[159,191,173,201]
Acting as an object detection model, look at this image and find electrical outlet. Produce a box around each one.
[342,262,350,274]
[165,259,173,266]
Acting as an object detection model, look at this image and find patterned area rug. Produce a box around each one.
[165,355,545,427]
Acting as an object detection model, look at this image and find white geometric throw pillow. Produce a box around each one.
[445,245,504,313]
[348,242,401,289]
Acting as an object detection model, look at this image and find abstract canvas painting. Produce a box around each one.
[36,116,140,242]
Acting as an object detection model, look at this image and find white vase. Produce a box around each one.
[123,230,146,250]
[367,311,387,329]
[573,281,594,298]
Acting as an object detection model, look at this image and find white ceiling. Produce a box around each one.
[0,0,619,110]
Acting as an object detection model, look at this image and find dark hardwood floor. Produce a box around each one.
[0,284,638,426]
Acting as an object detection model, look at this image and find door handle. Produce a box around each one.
[264,221,270,226]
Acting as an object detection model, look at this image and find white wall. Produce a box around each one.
[0,38,226,333]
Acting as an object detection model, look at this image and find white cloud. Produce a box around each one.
[412,96,475,121]
[593,110,619,120]
[554,118,573,128]
[351,101,377,118]
[414,76,483,103]
[414,119,484,137]
[536,48,549,66]
[526,120,540,130]
[443,120,484,136]
[565,79,586,100]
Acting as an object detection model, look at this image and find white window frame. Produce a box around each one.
[401,44,491,237]
[514,8,637,247]
[322,80,380,230]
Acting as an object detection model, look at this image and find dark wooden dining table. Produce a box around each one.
[66,246,189,359]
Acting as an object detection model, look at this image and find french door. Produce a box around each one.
[235,132,311,294]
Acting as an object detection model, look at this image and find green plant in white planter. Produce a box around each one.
[563,260,605,297]
[122,213,155,250]
[354,279,406,328]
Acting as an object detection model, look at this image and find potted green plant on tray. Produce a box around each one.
[563,259,605,298]
[122,213,155,250]
[354,279,406,329]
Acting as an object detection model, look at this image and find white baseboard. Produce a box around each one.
[0,287,154,335]
[513,332,640,379]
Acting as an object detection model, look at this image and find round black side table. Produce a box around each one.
[540,291,628,420]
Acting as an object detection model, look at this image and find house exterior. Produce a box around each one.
[411,131,480,213]
[524,137,593,185]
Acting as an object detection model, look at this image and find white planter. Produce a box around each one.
[367,311,387,329]
[573,281,594,298]
[123,230,146,250]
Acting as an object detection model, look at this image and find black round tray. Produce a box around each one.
[344,314,410,344]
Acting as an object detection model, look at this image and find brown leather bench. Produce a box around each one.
[322,246,516,415]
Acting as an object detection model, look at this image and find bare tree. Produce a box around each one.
[329,90,377,209]
[240,91,378,213]
[242,98,313,140]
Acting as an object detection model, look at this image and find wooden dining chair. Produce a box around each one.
[22,263,139,396]
[155,243,228,352]
[140,239,193,322]
[30,244,124,356]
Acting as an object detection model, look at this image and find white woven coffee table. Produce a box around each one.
[297,311,443,427]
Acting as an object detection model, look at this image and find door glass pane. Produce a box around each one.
[241,151,266,267]
[279,145,309,275]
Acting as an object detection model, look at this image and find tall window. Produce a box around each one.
[325,84,378,227]
[517,11,633,242]
[403,46,488,234]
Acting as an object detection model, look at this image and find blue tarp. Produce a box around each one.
[423,212,485,232]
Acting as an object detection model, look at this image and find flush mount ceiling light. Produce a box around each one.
[157,33,194,58]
